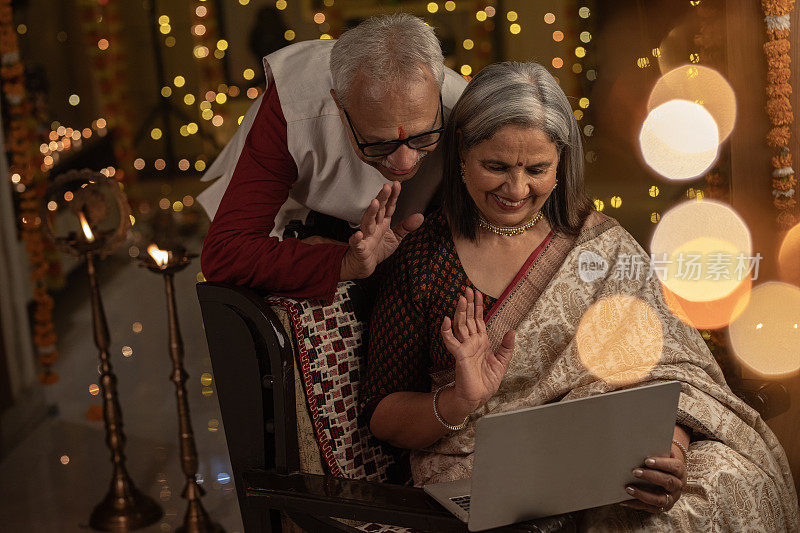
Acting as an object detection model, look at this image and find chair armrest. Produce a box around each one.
[731,380,790,420]
[243,470,576,533]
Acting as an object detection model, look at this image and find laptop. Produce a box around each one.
[424,381,681,532]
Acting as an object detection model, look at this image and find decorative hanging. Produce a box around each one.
[0,0,62,383]
[762,0,799,230]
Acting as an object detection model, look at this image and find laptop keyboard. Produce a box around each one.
[450,495,471,512]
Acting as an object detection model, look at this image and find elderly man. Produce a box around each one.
[199,14,466,300]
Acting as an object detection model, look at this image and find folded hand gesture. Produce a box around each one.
[341,181,424,280]
[441,287,515,412]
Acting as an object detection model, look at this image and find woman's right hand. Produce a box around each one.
[441,287,516,413]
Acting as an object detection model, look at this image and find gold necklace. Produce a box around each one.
[477,211,543,236]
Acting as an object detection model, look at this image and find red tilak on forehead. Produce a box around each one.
[398,125,406,139]
[517,161,524,166]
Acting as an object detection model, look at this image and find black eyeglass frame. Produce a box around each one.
[341,92,445,158]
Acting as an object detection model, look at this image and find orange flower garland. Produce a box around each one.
[0,0,61,383]
[762,0,800,229]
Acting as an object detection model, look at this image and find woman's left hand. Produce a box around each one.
[620,447,687,513]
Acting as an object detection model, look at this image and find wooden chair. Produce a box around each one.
[196,281,788,533]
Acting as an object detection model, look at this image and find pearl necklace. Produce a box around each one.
[477,211,543,236]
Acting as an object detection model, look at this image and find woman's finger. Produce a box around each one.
[441,316,460,352]
[474,290,486,334]
[464,287,476,335]
[633,467,683,494]
[625,485,672,510]
[644,456,686,481]
[494,330,515,368]
[619,499,659,514]
[454,295,469,341]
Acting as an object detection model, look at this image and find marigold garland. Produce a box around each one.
[763,0,800,229]
[0,0,61,383]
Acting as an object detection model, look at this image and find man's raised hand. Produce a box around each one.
[340,181,424,280]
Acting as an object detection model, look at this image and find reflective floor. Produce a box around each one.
[0,235,244,532]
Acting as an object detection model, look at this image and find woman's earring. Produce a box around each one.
[460,162,467,184]
[552,179,558,190]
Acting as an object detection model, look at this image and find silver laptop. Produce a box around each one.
[424,381,681,532]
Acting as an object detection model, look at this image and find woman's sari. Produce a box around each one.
[412,211,799,531]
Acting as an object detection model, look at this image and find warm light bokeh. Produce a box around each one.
[648,65,736,142]
[728,282,800,377]
[778,223,800,287]
[576,295,663,386]
[639,99,719,180]
[650,200,752,304]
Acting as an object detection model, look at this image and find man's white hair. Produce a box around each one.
[330,13,444,106]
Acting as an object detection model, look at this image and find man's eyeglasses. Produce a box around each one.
[341,93,444,158]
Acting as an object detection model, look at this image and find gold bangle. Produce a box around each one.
[671,439,689,468]
[433,383,469,431]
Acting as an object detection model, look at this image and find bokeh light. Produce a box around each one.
[778,223,800,287]
[650,200,752,323]
[647,65,736,142]
[639,99,719,180]
[728,282,800,377]
[576,295,663,386]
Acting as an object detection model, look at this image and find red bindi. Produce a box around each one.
[398,125,406,139]
[517,162,523,166]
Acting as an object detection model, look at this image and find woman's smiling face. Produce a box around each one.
[461,124,560,228]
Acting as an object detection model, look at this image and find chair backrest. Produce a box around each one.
[266,282,400,483]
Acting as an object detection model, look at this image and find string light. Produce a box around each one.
[579,97,590,108]
[509,23,521,34]
[460,64,472,76]
[610,196,622,208]
[552,57,563,69]
[161,86,172,97]
[216,39,228,50]
[187,123,199,134]
[484,6,495,17]
[276,0,287,9]
[178,159,190,171]
[98,38,109,50]
[68,94,80,106]
[247,87,258,99]
[174,75,185,87]
[184,94,195,105]
[579,7,590,18]
[134,158,145,170]
[195,160,206,171]
[195,5,207,16]
[580,31,592,43]
[154,158,166,170]
[215,93,227,104]
[159,24,171,35]
[17,24,27,35]
[476,10,487,21]
[508,10,519,21]
[320,34,332,39]
[151,128,162,140]
[427,2,438,13]
[445,1,456,11]
[553,30,564,42]
[243,68,254,80]
[463,39,474,50]
[575,47,586,58]
[543,12,554,23]
[158,15,170,25]
[284,30,295,40]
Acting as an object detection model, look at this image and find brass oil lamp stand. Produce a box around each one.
[86,250,164,530]
[43,170,162,531]
[142,245,224,533]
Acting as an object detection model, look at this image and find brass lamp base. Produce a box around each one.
[89,484,163,531]
[176,499,225,533]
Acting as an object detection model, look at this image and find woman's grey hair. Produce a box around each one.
[330,13,444,106]
[441,61,592,240]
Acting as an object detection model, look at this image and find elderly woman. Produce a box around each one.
[360,62,799,531]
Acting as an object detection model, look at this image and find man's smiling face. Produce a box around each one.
[333,69,442,182]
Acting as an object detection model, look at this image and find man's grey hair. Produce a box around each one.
[441,61,592,239]
[330,13,444,106]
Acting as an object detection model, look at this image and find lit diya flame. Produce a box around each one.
[78,212,95,243]
[147,244,171,267]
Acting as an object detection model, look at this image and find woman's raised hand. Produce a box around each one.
[340,181,424,280]
[441,287,515,412]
